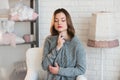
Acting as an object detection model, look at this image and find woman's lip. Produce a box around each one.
[58,26,62,28]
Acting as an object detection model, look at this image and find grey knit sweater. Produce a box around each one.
[42,35,86,80]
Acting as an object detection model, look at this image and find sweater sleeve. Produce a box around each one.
[58,43,86,77]
[42,37,58,70]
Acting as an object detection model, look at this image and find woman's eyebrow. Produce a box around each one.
[61,17,65,19]
[55,17,65,19]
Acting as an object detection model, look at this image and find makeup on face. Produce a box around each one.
[54,16,66,23]
[58,25,62,28]
[54,13,68,33]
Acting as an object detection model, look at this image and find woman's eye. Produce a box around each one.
[54,19,66,22]
[54,20,58,22]
[62,20,66,22]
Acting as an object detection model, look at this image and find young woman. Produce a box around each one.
[42,8,86,80]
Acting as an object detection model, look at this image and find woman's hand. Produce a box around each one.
[48,63,60,75]
[56,33,65,50]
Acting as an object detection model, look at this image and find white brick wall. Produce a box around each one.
[38,0,120,80]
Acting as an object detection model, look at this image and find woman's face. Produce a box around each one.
[54,12,67,33]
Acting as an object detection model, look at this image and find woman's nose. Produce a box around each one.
[58,20,61,25]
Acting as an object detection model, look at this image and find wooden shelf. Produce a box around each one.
[17,41,36,45]
[0,15,9,20]
[0,41,36,46]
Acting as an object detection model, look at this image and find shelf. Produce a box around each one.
[17,41,36,45]
[15,20,36,22]
[0,15,9,20]
[0,41,36,46]
[0,0,39,47]
[17,41,37,47]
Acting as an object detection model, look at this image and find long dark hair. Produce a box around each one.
[50,8,75,38]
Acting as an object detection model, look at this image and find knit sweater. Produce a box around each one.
[42,35,86,80]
